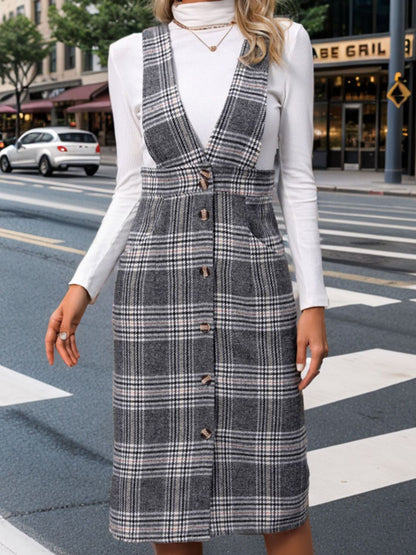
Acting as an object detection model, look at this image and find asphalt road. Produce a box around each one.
[0,166,415,555]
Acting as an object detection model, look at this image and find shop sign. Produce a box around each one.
[313,34,415,65]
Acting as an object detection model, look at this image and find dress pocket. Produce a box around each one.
[243,196,285,257]
[121,196,164,257]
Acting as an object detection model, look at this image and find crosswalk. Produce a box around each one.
[0,178,415,552]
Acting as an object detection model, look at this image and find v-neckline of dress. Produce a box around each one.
[165,22,249,163]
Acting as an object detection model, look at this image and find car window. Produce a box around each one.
[20,132,42,145]
[39,133,54,143]
[57,132,96,144]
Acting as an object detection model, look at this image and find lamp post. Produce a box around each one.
[384,0,405,183]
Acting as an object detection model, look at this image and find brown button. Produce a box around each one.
[200,169,211,179]
[199,209,209,221]
[201,428,212,439]
[201,374,212,385]
[200,265,210,277]
[199,177,209,190]
[200,322,210,333]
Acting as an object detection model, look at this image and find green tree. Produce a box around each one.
[278,0,330,35]
[48,0,155,68]
[0,15,54,137]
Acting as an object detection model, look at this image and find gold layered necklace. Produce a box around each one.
[172,17,236,51]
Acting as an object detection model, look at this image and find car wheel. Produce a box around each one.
[39,155,53,177]
[0,155,12,173]
[84,165,99,176]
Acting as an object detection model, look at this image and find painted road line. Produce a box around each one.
[49,186,83,194]
[325,286,400,308]
[0,229,86,255]
[319,209,416,223]
[0,175,113,195]
[0,228,64,244]
[308,428,416,506]
[86,192,113,198]
[277,215,416,231]
[317,199,416,213]
[320,244,416,260]
[319,229,416,244]
[301,349,416,410]
[0,364,72,407]
[32,184,44,188]
[0,517,55,554]
[314,268,416,289]
[0,192,106,216]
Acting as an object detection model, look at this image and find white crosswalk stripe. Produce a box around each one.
[0,517,55,554]
[0,364,72,407]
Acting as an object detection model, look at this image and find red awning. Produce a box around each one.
[66,94,111,113]
[0,105,17,114]
[20,100,54,113]
[53,81,108,103]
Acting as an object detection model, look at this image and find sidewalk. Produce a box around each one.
[100,146,416,197]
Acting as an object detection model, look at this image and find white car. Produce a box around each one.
[0,126,101,176]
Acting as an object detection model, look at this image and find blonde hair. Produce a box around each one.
[153,0,291,67]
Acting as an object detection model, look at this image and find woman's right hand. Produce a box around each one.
[45,284,91,367]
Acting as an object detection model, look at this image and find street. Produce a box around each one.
[0,166,415,554]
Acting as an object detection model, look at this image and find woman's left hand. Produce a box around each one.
[296,306,329,391]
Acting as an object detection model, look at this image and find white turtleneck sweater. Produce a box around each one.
[68,0,330,312]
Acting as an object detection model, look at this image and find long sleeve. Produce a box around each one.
[277,23,330,312]
[68,38,143,304]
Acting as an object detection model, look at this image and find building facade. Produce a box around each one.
[308,0,416,173]
[0,0,113,144]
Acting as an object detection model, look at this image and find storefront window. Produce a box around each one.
[314,104,327,151]
[329,104,342,149]
[314,77,327,101]
[380,73,388,100]
[362,104,376,149]
[329,75,343,101]
[379,102,387,150]
[344,75,377,101]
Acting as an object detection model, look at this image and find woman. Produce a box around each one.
[45,0,329,553]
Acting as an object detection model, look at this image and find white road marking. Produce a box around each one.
[308,428,416,506]
[319,209,416,223]
[49,186,83,194]
[302,349,416,410]
[86,192,112,198]
[319,229,416,244]
[320,244,416,260]
[317,200,416,213]
[0,365,72,407]
[0,174,113,194]
[277,215,416,231]
[0,192,106,216]
[0,517,55,554]
[325,286,400,308]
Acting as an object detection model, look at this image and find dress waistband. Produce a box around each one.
[140,164,277,199]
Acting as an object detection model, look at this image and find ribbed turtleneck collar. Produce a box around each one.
[171,0,235,27]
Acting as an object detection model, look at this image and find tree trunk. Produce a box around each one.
[15,88,21,137]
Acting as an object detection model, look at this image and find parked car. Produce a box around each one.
[0,126,101,176]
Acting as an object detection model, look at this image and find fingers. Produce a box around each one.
[56,327,79,367]
[296,336,307,373]
[298,343,329,391]
[45,312,62,366]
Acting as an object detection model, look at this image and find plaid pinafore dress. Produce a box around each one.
[110,23,309,543]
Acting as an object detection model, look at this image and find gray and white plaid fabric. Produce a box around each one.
[110,23,309,543]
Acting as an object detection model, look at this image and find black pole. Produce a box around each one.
[385,0,405,183]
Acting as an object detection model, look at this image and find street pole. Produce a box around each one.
[384,0,405,183]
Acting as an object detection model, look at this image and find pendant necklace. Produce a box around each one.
[172,18,236,52]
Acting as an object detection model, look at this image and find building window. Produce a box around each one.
[36,59,43,75]
[16,5,25,15]
[64,45,76,70]
[83,51,93,72]
[48,0,56,4]
[34,0,41,24]
[49,45,57,73]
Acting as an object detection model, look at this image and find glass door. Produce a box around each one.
[342,104,362,170]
